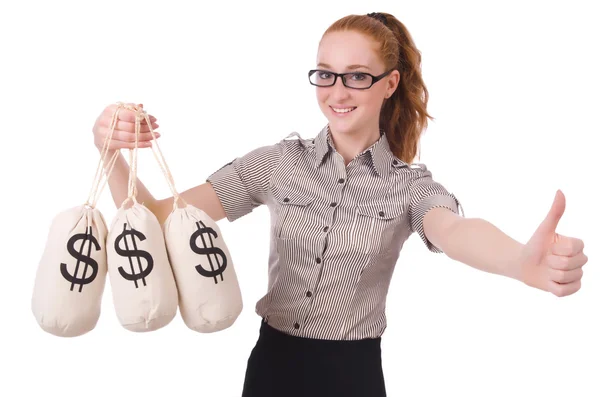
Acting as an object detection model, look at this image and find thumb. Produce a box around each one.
[529,189,565,246]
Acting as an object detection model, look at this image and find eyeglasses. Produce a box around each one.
[308,69,394,90]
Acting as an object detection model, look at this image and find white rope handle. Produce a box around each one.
[85,104,124,208]
[131,106,187,211]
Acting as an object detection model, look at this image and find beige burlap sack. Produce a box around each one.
[164,206,243,333]
[132,107,243,333]
[31,105,122,337]
[106,105,178,332]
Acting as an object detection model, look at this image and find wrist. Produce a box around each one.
[517,247,548,291]
[96,144,117,157]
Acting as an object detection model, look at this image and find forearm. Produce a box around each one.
[98,148,157,209]
[443,218,525,282]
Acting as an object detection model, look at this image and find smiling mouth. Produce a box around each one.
[330,106,357,114]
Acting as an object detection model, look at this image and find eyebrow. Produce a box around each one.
[317,62,371,71]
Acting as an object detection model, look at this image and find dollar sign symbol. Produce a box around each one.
[114,223,154,288]
[60,226,100,292]
[190,220,227,284]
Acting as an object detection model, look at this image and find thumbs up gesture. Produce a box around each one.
[519,190,588,296]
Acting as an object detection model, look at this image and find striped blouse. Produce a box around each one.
[206,125,464,341]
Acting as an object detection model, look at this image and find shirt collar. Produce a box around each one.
[313,124,332,167]
[313,124,408,178]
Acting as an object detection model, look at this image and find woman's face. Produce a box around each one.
[315,30,399,138]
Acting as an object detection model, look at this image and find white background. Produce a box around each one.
[1,0,598,396]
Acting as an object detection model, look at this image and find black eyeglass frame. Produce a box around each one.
[308,68,395,90]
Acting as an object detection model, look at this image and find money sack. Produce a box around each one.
[163,204,243,333]
[31,105,123,337]
[133,108,243,332]
[32,206,109,337]
[106,107,178,332]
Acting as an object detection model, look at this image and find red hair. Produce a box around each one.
[322,13,434,163]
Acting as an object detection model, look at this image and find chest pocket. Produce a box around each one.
[273,189,316,240]
[352,199,405,255]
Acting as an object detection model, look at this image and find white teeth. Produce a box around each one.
[332,107,356,113]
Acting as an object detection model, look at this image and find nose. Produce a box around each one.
[329,76,351,99]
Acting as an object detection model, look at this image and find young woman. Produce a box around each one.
[93,11,588,397]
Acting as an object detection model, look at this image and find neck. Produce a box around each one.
[328,125,381,166]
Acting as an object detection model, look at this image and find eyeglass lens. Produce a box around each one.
[310,71,373,89]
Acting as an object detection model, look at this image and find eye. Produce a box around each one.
[350,73,367,81]
[318,71,332,79]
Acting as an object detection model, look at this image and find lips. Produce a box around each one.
[330,106,357,114]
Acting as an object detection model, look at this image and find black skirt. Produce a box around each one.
[241,319,387,397]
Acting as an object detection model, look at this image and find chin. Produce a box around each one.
[327,120,359,135]
[322,106,365,133]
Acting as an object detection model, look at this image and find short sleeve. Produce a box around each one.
[408,164,464,253]
[206,141,285,222]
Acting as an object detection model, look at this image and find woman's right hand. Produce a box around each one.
[93,102,161,151]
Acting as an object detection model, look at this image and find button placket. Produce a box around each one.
[322,172,346,235]
[317,173,344,265]
[303,173,347,332]
[298,289,316,331]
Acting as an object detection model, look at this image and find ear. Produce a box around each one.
[386,70,400,98]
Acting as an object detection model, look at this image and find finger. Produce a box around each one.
[547,266,583,284]
[118,130,160,142]
[107,140,153,150]
[100,128,158,143]
[546,251,587,271]
[570,251,589,269]
[96,136,153,150]
[548,279,581,297]
[552,235,584,257]
[103,105,157,123]
[99,126,160,142]
[102,119,159,132]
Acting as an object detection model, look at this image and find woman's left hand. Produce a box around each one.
[518,190,588,296]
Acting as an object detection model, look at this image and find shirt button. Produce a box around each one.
[306,291,312,297]
[330,202,337,207]
[294,322,300,329]
[323,226,329,232]
[338,178,345,184]
[392,160,398,165]
[316,257,321,264]
[283,197,289,203]
[379,211,385,217]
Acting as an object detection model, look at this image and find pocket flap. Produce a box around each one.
[275,189,316,206]
[356,201,404,220]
